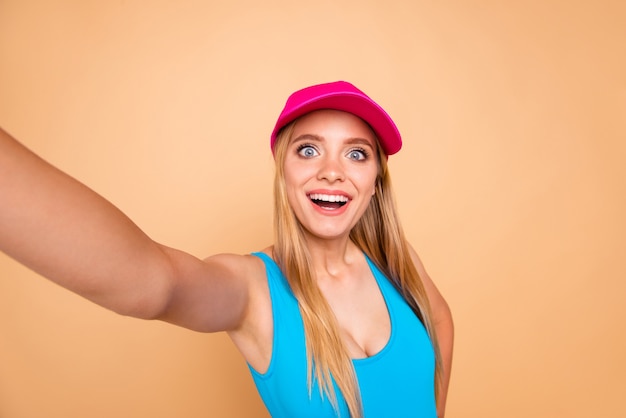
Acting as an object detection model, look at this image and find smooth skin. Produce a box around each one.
[0,111,453,416]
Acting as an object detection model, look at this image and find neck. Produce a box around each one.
[303,233,362,278]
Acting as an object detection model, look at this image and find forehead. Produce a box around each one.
[291,109,377,144]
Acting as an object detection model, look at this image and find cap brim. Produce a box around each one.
[271,91,402,156]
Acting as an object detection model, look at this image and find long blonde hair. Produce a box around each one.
[272,122,442,418]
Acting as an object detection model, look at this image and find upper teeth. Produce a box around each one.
[309,193,348,203]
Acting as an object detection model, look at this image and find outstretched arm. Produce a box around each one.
[0,127,252,332]
[409,245,454,418]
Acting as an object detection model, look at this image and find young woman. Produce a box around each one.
[0,81,453,417]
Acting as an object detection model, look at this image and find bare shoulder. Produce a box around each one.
[199,248,274,323]
[407,243,441,298]
[155,248,273,333]
[406,242,451,317]
[201,247,272,284]
[406,243,430,280]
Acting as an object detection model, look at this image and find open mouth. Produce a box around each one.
[308,193,349,210]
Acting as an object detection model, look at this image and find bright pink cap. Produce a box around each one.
[270,81,402,156]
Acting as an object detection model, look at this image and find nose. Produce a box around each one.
[317,154,345,183]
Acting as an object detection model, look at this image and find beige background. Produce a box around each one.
[1,1,624,417]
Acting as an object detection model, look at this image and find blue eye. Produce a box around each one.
[347,148,368,161]
[297,144,318,158]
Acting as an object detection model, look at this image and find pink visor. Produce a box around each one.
[270,81,402,156]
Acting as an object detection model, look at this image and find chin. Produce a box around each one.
[301,222,355,242]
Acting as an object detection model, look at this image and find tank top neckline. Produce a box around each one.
[251,251,396,364]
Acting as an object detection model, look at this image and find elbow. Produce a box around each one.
[107,279,174,321]
[118,285,174,320]
[108,253,177,321]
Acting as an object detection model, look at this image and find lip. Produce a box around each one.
[306,189,352,216]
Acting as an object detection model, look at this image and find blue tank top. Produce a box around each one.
[249,252,436,417]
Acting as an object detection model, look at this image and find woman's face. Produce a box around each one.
[283,109,380,241]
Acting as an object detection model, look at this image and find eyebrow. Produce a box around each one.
[291,134,376,149]
[291,134,322,144]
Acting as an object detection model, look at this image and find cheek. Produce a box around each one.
[283,166,308,207]
[282,160,299,187]
[284,159,317,187]
[353,168,378,193]
[366,174,378,197]
[283,171,302,198]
